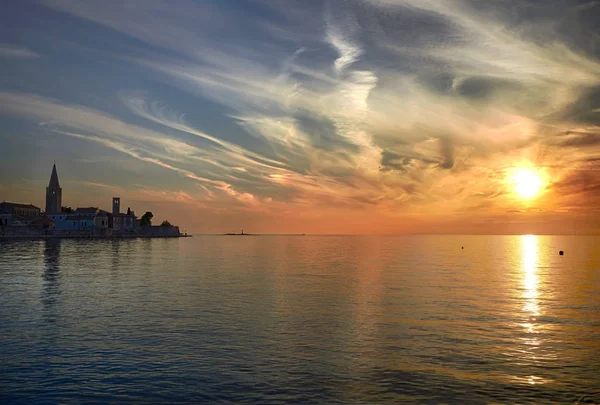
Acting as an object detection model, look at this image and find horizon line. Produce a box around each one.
[192,233,600,236]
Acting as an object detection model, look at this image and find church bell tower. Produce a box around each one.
[45,163,62,213]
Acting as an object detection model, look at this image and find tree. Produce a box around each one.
[140,211,153,227]
[160,220,171,227]
[61,206,74,213]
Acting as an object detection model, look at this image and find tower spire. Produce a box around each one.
[45,163,62,213]
[49,163,60,188]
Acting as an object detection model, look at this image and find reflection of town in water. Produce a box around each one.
[41,239,62,320]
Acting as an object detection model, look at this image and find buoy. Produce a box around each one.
[559,250,564,256]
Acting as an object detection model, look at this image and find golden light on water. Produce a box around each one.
[516,235,557,386]
[521,235,539,319]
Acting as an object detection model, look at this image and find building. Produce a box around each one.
[0,211,10,227]
[45,164,62,214]
[1,164,171,237]
[30,216,55,230]
[94,210,109,230]
[112,213,136,232]
[112,197,120,216]
[0,202,41,226]
[0,202,41,217]
[47,202,133,233]
[62,216,95,231]
[47,207,110,232]
[111,199,136,232]
[46,213,69,229]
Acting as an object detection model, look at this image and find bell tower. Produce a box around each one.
[112,197,121,215]
[45,163,62,213]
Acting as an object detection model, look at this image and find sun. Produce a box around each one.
[513,169,542,199]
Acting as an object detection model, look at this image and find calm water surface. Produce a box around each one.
[1,235,599,404]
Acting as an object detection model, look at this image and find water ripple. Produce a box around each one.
[1,235,599,404]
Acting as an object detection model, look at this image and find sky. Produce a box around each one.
[0,0,599,234]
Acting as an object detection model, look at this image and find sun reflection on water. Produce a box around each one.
[517,235,546,384]
[521,235,539,320]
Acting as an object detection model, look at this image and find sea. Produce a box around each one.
[1,235,599,404]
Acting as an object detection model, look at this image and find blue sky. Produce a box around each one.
[1,0,599,234]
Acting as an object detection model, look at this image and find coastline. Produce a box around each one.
[0,234,189,241]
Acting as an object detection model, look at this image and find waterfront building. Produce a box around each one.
[47,208,109,231]
[30,216,55,230]
[45,164,62,214]
[46,213,69,229]
[62,216,95,231]
[112,198,120,216]
[111,198,136,232]
[112,213,136,232]
[0,212,10,227]
[0,202,41,218]
[2,164,178,237]
[94,210,109,230]
[0,202,41,226]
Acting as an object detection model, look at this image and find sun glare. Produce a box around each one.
[513,169,542,199]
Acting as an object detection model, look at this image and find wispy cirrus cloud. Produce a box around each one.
[0,45,39,59]
[0,92,266,207]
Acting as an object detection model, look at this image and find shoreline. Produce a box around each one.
[0,234,190,241]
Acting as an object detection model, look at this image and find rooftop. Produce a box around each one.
[113,213,136,217]
[0,202,41,210]
[74,207,99,214]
